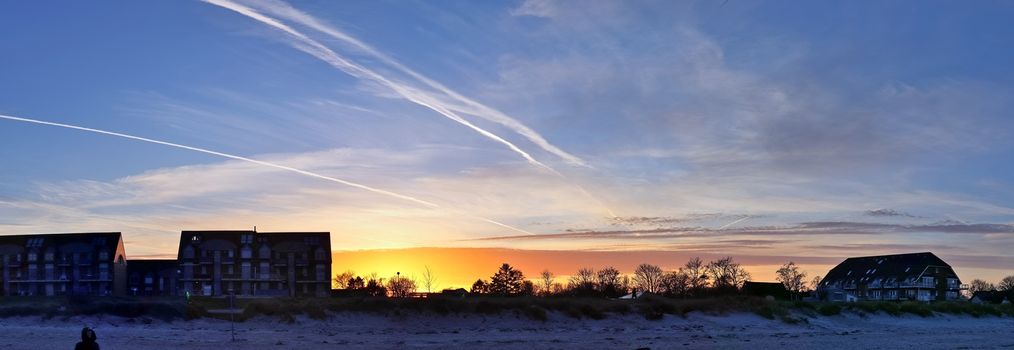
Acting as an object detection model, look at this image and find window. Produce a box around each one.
[241,246,252,259]
[98,251,109,260]
[259,262,269,279]
[314,248,326,260]
[28,253,37,262]
[241,234,253,244]
[26,238,44,247]
[315,265,326,281]
[99,263,109,280]
[44,252,54,261]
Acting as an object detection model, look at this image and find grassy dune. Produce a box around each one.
[1,296,1012,323]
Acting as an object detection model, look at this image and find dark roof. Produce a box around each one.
[970,290,1012,304]
[177,230,331,258]
[127,259,177,269]
[0,232,123,255]
[742,281,790,298]
[821,252,954,287]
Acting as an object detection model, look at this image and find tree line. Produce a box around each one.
[329,256,788,298]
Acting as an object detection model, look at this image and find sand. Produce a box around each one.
[0,311,1011,349]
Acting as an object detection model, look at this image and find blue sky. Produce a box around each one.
[2,0,1013,280]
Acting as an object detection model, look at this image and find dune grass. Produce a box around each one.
[1,295,1011,323]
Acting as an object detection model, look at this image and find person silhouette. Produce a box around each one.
[75,327,100,350]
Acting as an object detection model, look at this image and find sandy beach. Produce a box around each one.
[1,311,1011,350]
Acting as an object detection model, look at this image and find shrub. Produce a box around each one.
[522,305,547,321]
[817,303,841,316]
[899,302,933,317]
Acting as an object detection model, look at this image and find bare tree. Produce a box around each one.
[706,257,751,292]
[421,265,437,293]
[386,274,417,297]
[661,270,690,297]
[597,267,623,297]
[809,275,823,292]
[568,267,597,295]
[333,269,355,289]
[633,263,664,294]
[968,279,996,294]
[682,257,709,296]
[539,269,555,296]
[776,261,807,300]
[999,275,1014,292]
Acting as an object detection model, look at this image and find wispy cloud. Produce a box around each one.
[243,0,590,168]
[202,0,586,170]
[473,221,1014,241]
[0,114,543,236]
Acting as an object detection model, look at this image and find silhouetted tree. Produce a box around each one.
[387,274,417,297]
[661,270,690,297]
[633,263,664,294]
[347,276,366,290]
[682,257,709,296]
[776,261,807,300]
[968,279,996,294]
[999,275,1014,292]
[706,257,750,293]
[539,270,555,296]
[521,280,536,296]
[568,268,597,296]
[364,277,387,297]
[809,275,822,292]
[470,279,489,294]
[421,266,437,293]
[596,267,624,298]
[489,263,525,296]
[334,270,355,289]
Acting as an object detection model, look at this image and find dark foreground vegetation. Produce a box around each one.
[1,295,1012,324]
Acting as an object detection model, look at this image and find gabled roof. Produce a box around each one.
[821,252,954,287]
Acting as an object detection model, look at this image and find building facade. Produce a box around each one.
[126,259,178,296]
[819,252,965,302]
[177,230,331,297]
[0,232,127,296]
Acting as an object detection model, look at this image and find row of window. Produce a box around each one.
[183,246,327,260]
[2,252,112,262]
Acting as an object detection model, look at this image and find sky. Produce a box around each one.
[2,0,1014,288]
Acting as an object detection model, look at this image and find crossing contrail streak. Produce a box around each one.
[203,0,616,218]
[233,0,589,168]
[0,114,535,235]
[203,0,554,171]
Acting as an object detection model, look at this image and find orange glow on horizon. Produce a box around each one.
[331,247,838,290]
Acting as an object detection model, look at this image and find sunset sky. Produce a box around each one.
[2,1,1013,288]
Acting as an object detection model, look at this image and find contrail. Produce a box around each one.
[203,0,554,172]
[0,114,535,235]
[202,0,615,217]
[717,216,751,230]
[233,0,589,168]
